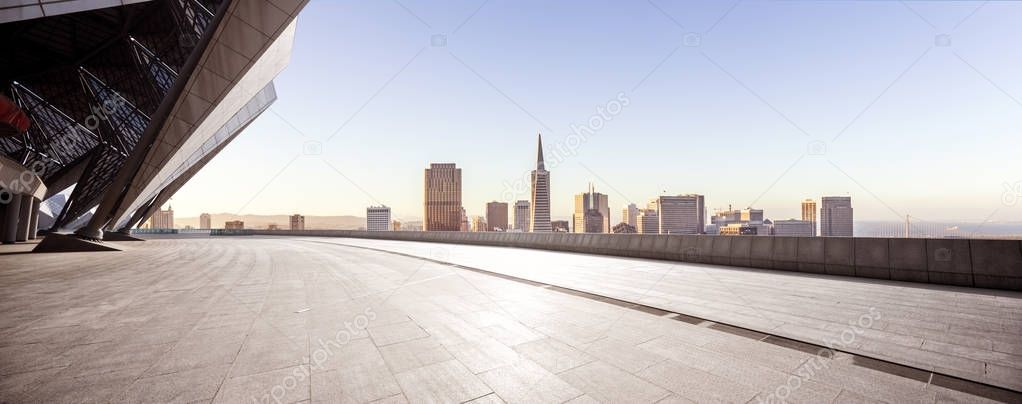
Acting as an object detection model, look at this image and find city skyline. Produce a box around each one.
[163,1,1018,224]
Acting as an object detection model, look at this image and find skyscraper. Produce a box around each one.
[801,199,817,236]
[820,196,853,237]
[573,184,609,233]
[485,201,508,231]
[471,216,488,232]
[367,206,391,231]
[424,163,462,231]
[529,134,551,232]
[636,209,659,234]
[151,205,174,229]
[289,214,305,231]
[513,200,530,231]
[199,213,211,229]
[622,203,639,227]
[653,195,704,234]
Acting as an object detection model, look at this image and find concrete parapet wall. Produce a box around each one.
[245,230,1022,292]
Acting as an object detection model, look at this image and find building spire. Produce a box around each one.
[536,133,545,171]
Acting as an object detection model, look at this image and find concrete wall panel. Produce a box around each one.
[824,237,855,277]
[749,237,774,268]
[772,237,798,271]
[889,238,927,283]
[797,238,825,273]
[970,240,1022,277]
[697,236,715,264]
[729,236,752,267]
[246,230,1021,291]
[710,237,732,266]
[853,238,890,280]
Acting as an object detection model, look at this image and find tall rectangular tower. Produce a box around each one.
[485,201,508,231]
[289,214,305,231]
[513,200,530,231]
[367,206,392,231]
[424,163,462,231]
[820,196,853,237]
[572,185,609,233]
[801,199,817,236]
[530,134,552,232]
[622,203,639,227]
[655,195,704,235]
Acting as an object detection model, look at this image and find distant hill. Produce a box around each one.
[175,214,365,230]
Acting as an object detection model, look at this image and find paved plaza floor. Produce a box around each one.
[0,237,1019,403]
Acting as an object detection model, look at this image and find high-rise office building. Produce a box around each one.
[622,203,639,228]
[821,196,853,237]
[551,220,570,232]
[151,205,174,229]
[801,199,817,236]
[653,195,704,234]
[471,216,487,232]
[513,200,530,231]
[711,206,742,226]
[573,185,608,233]
[636,209,659,234]
[424,163,462,231]
[741,208,764,224]
[289,214,305,231]
[612,222,637,233]
[485,201,508,231]
[199,213,211,229]
[774,219,814,236]
[530,134,552,232]
[367,206,392,231]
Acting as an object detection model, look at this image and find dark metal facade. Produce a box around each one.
[0,0,223,230]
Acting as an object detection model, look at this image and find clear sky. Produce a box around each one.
[171,0,1022,224]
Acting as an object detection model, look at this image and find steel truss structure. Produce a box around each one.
[1,0,304,237]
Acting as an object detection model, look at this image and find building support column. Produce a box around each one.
[3,193,23,244]
[16,194,32,242]
[28,197,41,239]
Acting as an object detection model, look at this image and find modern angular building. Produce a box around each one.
[485,201,508,232]
[424,163,461,231]
[821,196,853,237]
[1,0,309,247]
[529,134,551,232]
[199,213,211,229]
[367,206,391,232]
